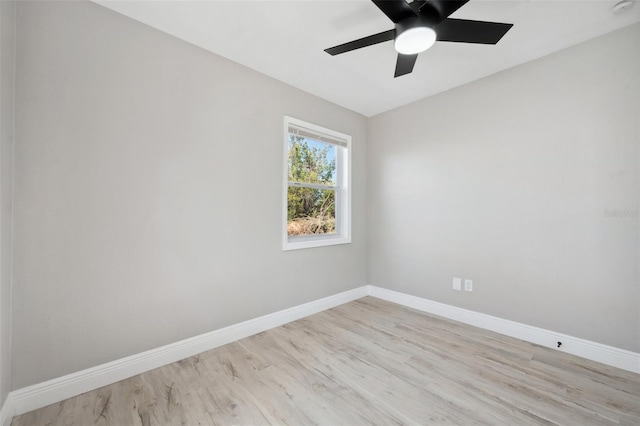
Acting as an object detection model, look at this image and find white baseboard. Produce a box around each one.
[367,285,640,374]
[1,393,13,426]
[3,284,638,422]
[3,286,368,420]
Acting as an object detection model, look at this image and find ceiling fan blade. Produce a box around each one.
[423,1,469,19]
[436,19,513,44]
[394,53,418,77]
[325,29,395,56]
[372,0,416,23]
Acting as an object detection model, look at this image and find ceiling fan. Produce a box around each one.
[325,0,513,77]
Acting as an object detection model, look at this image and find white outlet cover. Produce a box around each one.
[453,277,462,291]
[464,279,473,292]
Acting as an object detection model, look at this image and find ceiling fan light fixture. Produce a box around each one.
[394,26,436,55]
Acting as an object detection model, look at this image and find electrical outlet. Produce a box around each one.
[464,279,473,292]
[453,277,461,291]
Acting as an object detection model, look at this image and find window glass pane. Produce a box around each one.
[288,135,336,185]
[287,187,336,236]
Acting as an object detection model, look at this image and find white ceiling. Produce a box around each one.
[95,0,640,117]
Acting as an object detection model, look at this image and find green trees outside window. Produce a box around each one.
[287,135,337,236]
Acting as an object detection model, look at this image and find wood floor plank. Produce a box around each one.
[11,297,640,425]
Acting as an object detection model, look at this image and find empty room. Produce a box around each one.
[0,0,639,425]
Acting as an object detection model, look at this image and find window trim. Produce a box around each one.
[283,116,351,251]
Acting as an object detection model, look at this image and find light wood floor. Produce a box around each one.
[12,297,640,425]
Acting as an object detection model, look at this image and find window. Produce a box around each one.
[283,116,351,250]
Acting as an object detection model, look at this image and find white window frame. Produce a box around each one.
[283,116,351,251]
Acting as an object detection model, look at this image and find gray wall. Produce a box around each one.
[12,1,368,389]
[369,24,640,352]
[0,0,15,408]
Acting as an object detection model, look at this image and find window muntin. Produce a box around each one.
[283,117,351,250]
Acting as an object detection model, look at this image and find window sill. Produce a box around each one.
[283,235,351,251]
